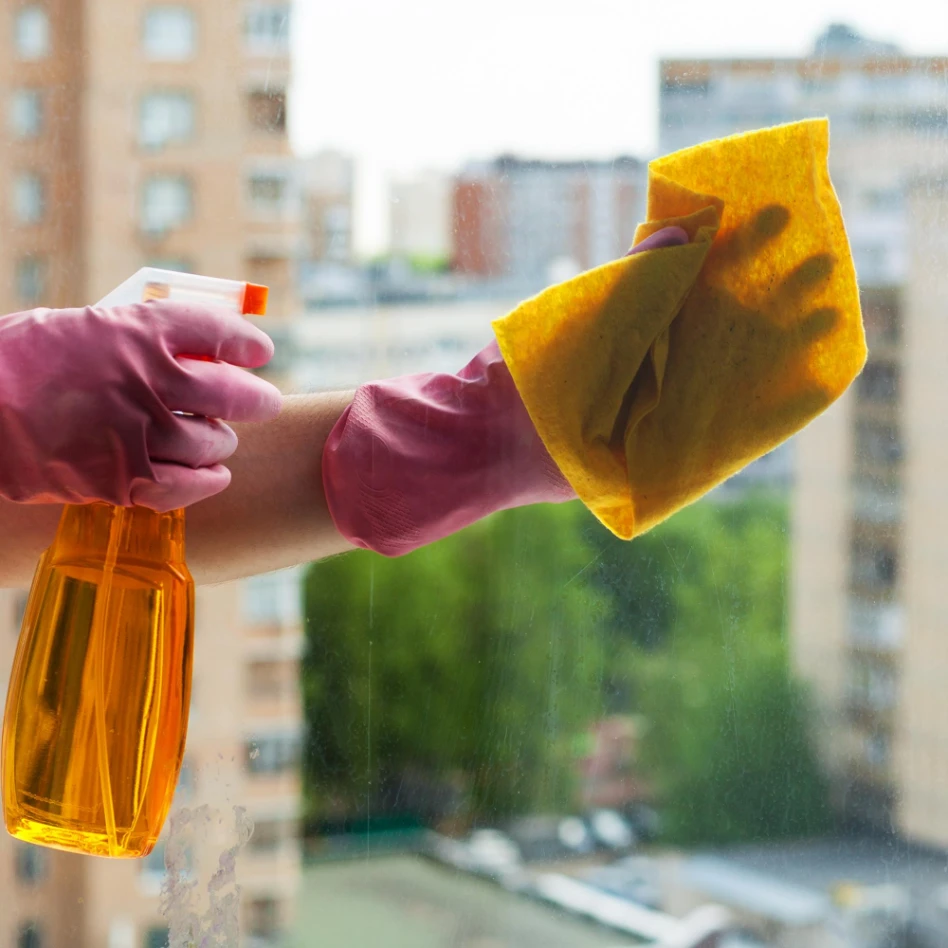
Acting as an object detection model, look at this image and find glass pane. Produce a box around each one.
[244,3,290,57]
[12,173,44,224]
[143,6,195,61]
[14,257,47,306]
[140,175,193,232]
[14,6,49,60]
[5,8,948,948]
[139,91,194,149]
[9,90,43,139]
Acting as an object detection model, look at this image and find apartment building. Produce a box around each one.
[389,169,452,262]
[0,2,304,946]
[659,26,948,840]
[452,155,646,290]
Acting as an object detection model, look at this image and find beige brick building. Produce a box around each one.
[660,27,948,843]
[0,2,304,946]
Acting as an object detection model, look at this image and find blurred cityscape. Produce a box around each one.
[0,4,946,948]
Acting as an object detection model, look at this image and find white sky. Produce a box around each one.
[289,0,948,253]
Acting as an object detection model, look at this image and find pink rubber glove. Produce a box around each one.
[0,302,282,511]
[322,227,689,556]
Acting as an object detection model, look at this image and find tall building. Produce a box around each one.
[452,155,646,290]
[0,2,304,946]
[659,27,948,839]
[389,169,452,262]
[300,149,354,264]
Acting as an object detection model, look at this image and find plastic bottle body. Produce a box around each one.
[1,504,194,857]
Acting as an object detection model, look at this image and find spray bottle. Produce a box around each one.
[1,269,267,858]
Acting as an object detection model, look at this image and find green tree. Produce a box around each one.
[302,503,612,823]
[589,491,831,844]
[634,639,831,844]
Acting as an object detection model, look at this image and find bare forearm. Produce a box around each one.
[0,393,355,588]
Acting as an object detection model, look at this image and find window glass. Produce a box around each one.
[14,6,49,60]
[140,174,193,233]
[14,842,46,883]
[139,91,194,149]
[5,8,948,948]
[245,732,300,775]
[244,3,290,56]
[143,6,195,61]
[14,257,46,305]
[9,89,43,139]
[17,923,42,948]
[142,927,169,948]
[12,172,44,224]
[247,169,296,217]
[246,897,279,937]
[241,567,302,626]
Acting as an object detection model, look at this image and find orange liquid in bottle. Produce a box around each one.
[2,503,194,858]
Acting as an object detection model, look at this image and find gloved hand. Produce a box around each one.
[0,302,283,511]
[322,226,689,556]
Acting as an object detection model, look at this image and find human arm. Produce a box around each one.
[0,392,356,588]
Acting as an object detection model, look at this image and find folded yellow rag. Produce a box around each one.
[492,118,867,540]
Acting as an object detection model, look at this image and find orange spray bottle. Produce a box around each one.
[1,269,268,858]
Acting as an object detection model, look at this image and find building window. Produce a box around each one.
[247,660,294,699]
[856,362,899,404]
[142,841,167,880]
[143,6,196,61]
[145,256,194,273]
[248,819,282,852]
[10,89,43,139]
[143,927,169,948]
[247,89,286,133]
[141,175,193,234]
[248,171,290,213]
[15,257,46,305]
[245,733,300,775]
[13,172,44,224]
[854,422,903,466]
[244,3,290,56]
[14,6,49,60]
[851,542,898,592]
[174,756,196,802]
[139,91,195,149]
[15,842,47,883]
[17,923,42,948]
[241,567,302,626]
[247,897,280,937]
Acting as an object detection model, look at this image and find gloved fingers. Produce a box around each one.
[130,462,233,512]
[145,301,276,368]
[626,226,690,256]
[147,415,239,469]
[158,357,284,423]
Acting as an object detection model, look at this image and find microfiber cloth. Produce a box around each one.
[492,118,867,540]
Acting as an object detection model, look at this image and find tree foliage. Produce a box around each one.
[301,490,831,842]
[302,504,611,823]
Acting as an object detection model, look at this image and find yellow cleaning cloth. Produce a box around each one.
[492,118,866,540]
